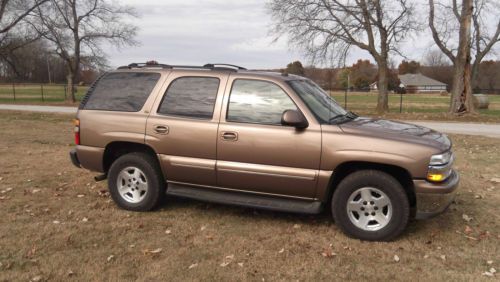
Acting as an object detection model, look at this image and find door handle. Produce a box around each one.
[153,125,169,134]
[221,131,238,141]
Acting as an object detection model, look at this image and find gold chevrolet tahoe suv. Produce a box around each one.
[70,63,459,241]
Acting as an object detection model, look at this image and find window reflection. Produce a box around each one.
[227,79,297,125]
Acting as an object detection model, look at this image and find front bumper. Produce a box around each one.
[70,148,81,168]
[413,170,459,219]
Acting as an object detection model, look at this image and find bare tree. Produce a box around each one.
[471,0,500,87]
[0,0,48,34]
[423,49,449,67]
[27,0,138,102]
[429,0,499,114]
[268,0,416,113]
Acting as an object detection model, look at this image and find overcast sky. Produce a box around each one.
[104,0,498,69]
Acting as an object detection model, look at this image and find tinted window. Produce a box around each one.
[84,72,160,111]
[227,79,297,125]
[158,77,220,119]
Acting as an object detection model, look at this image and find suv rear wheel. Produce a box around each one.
[331,170,409,241]
[108,152,165,211]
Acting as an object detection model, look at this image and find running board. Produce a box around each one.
[166,183,322,214]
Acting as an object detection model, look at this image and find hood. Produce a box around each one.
[339,117,451,152]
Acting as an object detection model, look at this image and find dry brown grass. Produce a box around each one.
[0,111,499,281]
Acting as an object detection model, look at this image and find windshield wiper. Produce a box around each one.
[329,111,357,124]
[346,111,358,119]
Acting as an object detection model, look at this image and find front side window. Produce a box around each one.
[83,72,160,112]
[227,79,298,125]
[158,77,220,119]
[288,79,347,124]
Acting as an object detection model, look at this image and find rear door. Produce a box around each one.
[216,77,322,199]
[145,71,229,186]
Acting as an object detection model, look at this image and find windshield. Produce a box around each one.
[288,79,348,124]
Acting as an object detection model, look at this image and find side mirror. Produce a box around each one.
[281,110,309,129]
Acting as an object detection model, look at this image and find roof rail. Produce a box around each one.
[117,62,247,72]
[203,63,247,70]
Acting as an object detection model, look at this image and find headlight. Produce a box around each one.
[427,151,454,182]
[429,151,452,166]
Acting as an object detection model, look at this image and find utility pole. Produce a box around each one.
[46,55,52,84]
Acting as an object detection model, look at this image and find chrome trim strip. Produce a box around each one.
[217,160,317,181]
[161,155,215,170]
[167,180,317,201]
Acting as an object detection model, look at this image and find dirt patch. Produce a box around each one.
[0,111,498,281]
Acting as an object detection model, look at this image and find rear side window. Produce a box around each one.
[83,72,160,112]
[158,77,220,119]
[227,79,297,125]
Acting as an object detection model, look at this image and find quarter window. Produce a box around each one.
[227,79,298,125]
[83,72,160,112]
[158,77,220,119]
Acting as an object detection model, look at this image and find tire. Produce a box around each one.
[331,170,409,241]
[108,152,165,211]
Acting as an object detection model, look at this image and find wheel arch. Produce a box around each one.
[103,141,159,174]
[325,161,416,208]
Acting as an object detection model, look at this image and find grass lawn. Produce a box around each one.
[0,111,498,281]
[331,92,500,120]
[0,84,88,103]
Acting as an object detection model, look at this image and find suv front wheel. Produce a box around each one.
[108,152,165,211]
[331,170,410,241]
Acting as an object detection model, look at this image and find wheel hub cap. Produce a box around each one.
[346,187,393,231]
[116,166,148,203]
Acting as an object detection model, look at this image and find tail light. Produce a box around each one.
[74,119,80,145]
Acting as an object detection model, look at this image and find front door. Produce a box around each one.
[216,78,322,199]
[146,72,228,186]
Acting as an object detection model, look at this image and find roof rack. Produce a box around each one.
[117,62,247,72]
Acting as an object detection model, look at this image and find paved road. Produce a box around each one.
[0,104,77,114]
[1,104,500,138]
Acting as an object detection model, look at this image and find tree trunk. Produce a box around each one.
[449,0,475,114]
[376,61,389,113]
[66,72,76,103]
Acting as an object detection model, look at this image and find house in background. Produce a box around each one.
[370,73,448,93]
[398,73,447,93]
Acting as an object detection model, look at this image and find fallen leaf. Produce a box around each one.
[238,262,244,267]
[188,263,198,269]
[31,275,43,282]
[321,249,337,258]
[482,272,494,277]
[487,260,493,265]
[462,214,472,222]
[394,255,400,262]
[490,177,500,183]
[81,217,88,222]
[490,268,497,274]
[143,248,163,255]
[465,226,473,234]
[165,229,171,235]
[220,255,234,267]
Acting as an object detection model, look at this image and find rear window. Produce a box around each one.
[83,72,160,112]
